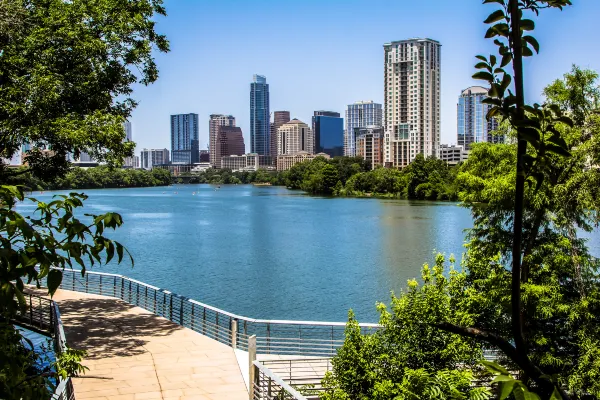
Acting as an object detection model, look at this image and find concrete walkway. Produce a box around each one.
[51,289,248,400]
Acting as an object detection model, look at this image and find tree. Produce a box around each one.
[435,1,600,397]
[0,0,169,398]
[321,256,489,400]
[0,0,169,180]
[455,67,600,398]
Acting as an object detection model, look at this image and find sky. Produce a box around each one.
[129,0,600,154]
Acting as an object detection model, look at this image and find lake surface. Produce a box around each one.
[21,185,600,323]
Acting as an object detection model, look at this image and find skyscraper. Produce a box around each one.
[250,74,270,155]
[312,111,344,157]
[214,126,245,168]
[124,120,133,142]
[384,38,441,168]
[457,86,501,150]
[344,101,382,156]
[171,113,199,164]
[209,114,235,167]
[277,119,313,156]
[270,111,290,159]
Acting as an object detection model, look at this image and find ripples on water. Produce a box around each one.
[19,185,600,323]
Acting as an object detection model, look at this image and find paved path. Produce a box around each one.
[51,289,248,400]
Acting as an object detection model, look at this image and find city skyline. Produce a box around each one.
[127,0,600,154]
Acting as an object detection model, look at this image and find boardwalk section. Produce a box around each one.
[51,289,248,400]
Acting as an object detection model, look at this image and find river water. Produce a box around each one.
[21,185,600,323]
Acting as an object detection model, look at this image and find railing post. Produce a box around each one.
[113,276,116,298]
[29,294,33,325]
[231,318,238,349]
[99,275,102,295]
[216,313,219,341]
[145,286,148,310]
[248,335,256,399]
[128,280,132,303]
[169,294,173,321]
[203,307,206,335]
[267,323,271,354]
[85,273,88,293]
[72,271,75,290]
[136,284,140,306]
[180,297,184,325]
[191,303,195,330]
[121,277,124,300]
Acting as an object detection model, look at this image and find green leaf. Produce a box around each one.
[500,73,512,91]
[473,71,494,82]
[47,269,63,296]
[484,9,506,24]
[546,143,571,157]
[475,62,490,71]
[521,19,535,31]
[549,387,562,400]
[522,46,534,57]
[523,35,540,53]
[116,242,124,263]
[481,360,509,375]
[475,55,487,62]
[499,380,516,400]
[557,116,574,127]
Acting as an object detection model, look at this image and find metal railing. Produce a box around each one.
[57,269,379,357]
[259,358,332,399]
[253,360,308,400]
[11,293,75,400]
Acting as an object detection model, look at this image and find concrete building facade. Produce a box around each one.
[384,38,441,168]
[438,144,468,166]
[344,101,382,157]
[221,153,274,172]
[355,126,385,169]
[171,113,199,164]
[276,152,330,171]
[209,114,235,167]
[270,111,291,161]
[277,119,313,156]
[141,148,170,170]
[457,86,502,150]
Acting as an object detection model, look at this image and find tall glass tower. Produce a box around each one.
[250,75,270,155]
[457,86,501,150]
[171,113,199,164]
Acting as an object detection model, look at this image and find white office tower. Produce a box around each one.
[383,38,441,168]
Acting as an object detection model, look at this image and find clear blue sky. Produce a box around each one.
[129,0,600,153]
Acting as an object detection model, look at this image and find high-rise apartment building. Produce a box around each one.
[140,148,170,170]
[215,127,245,168]
[344,101,382,156]
[209,114,235,166]
[270,111,291,159]
[355,126,385,169]
[457,86,501,150]
[313,111,344,157]
[124,120,133,142]
[277,119,313,156]
[384,38,441,168]
[171,113,199,164]
[250,75,270,155]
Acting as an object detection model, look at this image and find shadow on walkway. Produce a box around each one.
[57,296,183,359]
